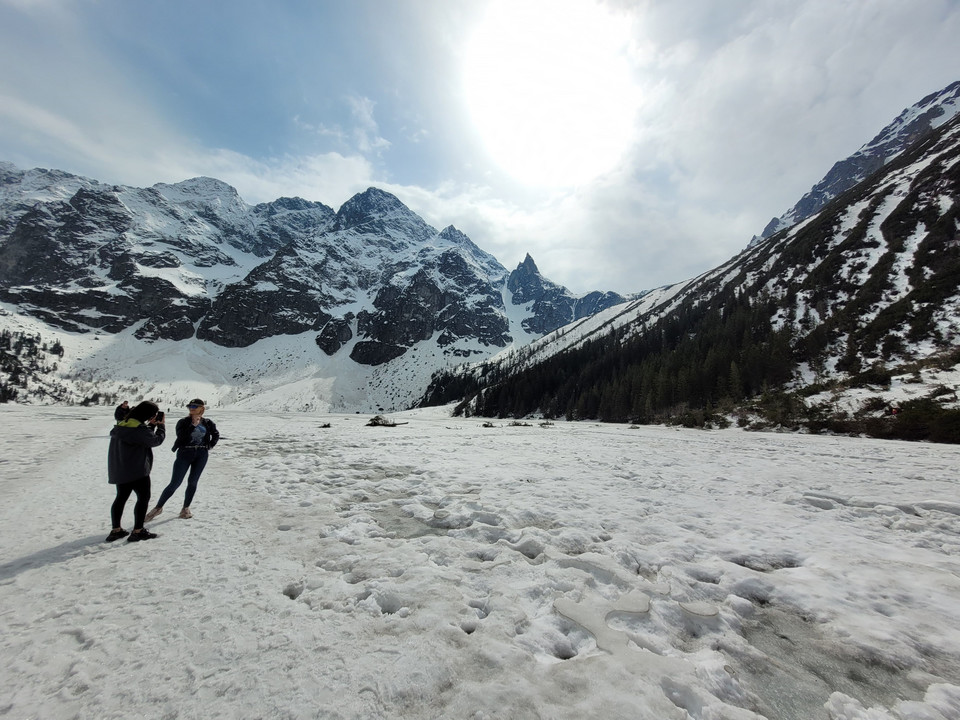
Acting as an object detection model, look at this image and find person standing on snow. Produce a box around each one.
[113,400,130,422]
[106,400,165,542]
[146,398,219,521]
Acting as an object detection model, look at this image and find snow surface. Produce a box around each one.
[0,301,480,414]
[2,405,960,719]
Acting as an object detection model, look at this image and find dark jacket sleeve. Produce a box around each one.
[137,423,166,447]
[206,418,220,449]
[171,417,191,451]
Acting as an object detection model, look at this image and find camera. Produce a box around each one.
[155,411,165,423]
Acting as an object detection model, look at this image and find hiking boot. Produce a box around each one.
[179,508,192,519]
[105,529,129,542]
[145,506,163,522]
[127,529,158,542]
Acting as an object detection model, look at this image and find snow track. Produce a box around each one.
[1,406,959,719]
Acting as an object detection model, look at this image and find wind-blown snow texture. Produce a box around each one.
[2,405,959,719]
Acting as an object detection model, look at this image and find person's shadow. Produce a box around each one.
[0,535,117,581]
[0,518,173,580]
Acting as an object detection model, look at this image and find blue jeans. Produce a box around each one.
[157,448,208,509]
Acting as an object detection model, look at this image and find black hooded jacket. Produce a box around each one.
[171,416,219,451]
[108,419,166,484]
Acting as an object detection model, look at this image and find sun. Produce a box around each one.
[463,0,639,188]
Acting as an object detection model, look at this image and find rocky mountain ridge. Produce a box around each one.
[0,163,627,410]
[753,80,960,244]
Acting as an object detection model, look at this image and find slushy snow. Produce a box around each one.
[1,405,959,719]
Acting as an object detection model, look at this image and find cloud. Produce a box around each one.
[293,115,348,144]
[633,0,960,202]
[2,0,959,299]
[293,96,392,159]
[347,95,391,156]
[204,151,376,208]
[540,0,960,292]
[384,178,653,293]
[0,94,100,167]
[0,87,374,208]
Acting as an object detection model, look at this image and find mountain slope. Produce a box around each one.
[754,80,960,243]
[424,112,960,440]
[0,164,312,340]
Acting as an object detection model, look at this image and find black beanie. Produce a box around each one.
[128,401,159,423]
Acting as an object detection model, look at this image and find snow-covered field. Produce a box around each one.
[2,405,959,720]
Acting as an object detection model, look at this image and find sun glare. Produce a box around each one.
[463,0,639,188]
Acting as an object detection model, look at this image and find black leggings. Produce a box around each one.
[111,476,151,530]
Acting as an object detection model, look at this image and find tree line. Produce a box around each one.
[0,330,64,402]
[427,288,794,423]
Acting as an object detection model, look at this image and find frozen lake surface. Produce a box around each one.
[1,405,959,719]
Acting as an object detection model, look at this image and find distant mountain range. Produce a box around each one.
[0,164,627,410]
[2,81,959,438]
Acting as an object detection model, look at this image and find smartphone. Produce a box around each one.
[156,411,165,423]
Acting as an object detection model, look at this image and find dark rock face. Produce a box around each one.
[359,271,444,348]
[0,167,335,342]
[0,163,626,365]
[197,283,332,348]
[251,197,336,252]
[350,255,511,364]
[350,340,408,365]
[507,254,626,334]
[195,242,342,347]
[316,316,354,355]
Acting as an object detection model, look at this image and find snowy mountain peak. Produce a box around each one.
[437,224,471,245]
[335,187,431,240]
[435,225,505,278]
[498,253,627,336]
[753,78,960,244]
[881,80,960,138]
[518,253,539,274]
[254,196,332,214]
[151,176,248,215]
[507,254,554,304]
[0,165,99,208]
[342,186,404,213]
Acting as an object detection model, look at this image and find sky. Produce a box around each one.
[2,404,960,719]
[1,0,959,294]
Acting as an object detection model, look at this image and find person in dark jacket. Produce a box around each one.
[146,398,219,521]
[106,400,165,542]
[114,400,130,422]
